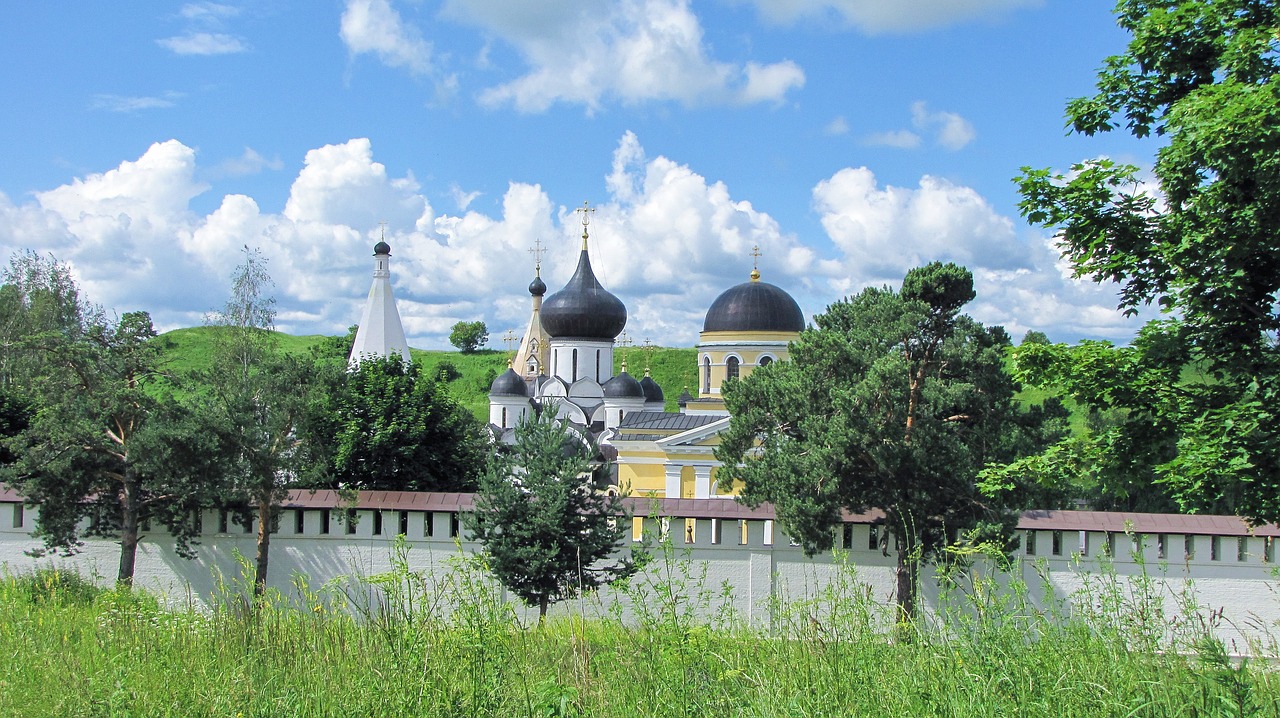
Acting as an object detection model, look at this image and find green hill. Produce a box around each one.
[157,328,699,421]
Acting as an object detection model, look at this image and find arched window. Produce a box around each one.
[703,356,711,393]
[726,356,739,380]
[758,356,772,367]
[572,348,578,382]
[596,350,601,379]
[502,407,507,427]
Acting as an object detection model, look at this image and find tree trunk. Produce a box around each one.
[894,531,917,624]
[538,594,549,624]
[254,497,271,597]
[117,471,140,588]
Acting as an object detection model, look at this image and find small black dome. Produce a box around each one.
[373,241,392,255]
[540,249,627,339]
[529,273,547,297]
[603,370,644,399]
[677,388,693,407]
[639,371,664,403]
[489,367,528,397]
[703,276,804,333]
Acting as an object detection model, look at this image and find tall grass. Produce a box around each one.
[2,542,1278,717]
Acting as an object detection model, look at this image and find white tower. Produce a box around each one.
[348,240,411,366]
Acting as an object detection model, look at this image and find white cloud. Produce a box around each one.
[206,147,283,179]
[448,0,803,112]
[810,165,1146,341]
[911,100,975,150]
[340,0,436,76]
[824,116,850,136]
[743,0,1040,33]
[0,134,1145,353]
[90,92,183,112]
[864,129,920,148]
[157,32,249,55]
[179,2,240,23]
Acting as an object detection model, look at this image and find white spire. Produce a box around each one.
[348,241,411,366]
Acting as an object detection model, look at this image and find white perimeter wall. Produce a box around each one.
[1,505,1277,654]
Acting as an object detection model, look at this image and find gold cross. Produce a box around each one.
[503,329,518,353]
[750,244,762,270]
[576,201,595,248]
[528,237,544,270]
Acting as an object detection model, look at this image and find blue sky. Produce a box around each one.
[0,1,1159,349]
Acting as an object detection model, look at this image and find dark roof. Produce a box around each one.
[373,241,391,255]
[617,411,720,431]
[528,273,547,297]
[1017,510,1280,537]
[703,278,804,333]
[639,373,664,403]
[540,249,627,339]
[4,485,1280,535]
[603,371,644,398]
[489,367,529,396]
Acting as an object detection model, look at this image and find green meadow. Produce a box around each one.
[1,550,1276,718]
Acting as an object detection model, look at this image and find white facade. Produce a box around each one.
[348,244,411,365]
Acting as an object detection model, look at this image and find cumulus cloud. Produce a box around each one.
[911,101,975,150]
[0,134,1145,351]
[810,165,1146,340]
[445,0,804,112]
[340,0,437,76]
[824,116,850,136]
[179,2,240,23]
[742,0,1040,33]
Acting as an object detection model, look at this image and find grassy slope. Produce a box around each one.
[158,328,702,419]
[159,328,1076,423]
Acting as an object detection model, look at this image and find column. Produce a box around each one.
[664,464,683,498]
[693,465,712,499]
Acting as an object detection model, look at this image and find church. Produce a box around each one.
[486,206,806,502]
[346,204,807,502]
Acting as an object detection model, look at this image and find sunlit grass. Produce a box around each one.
[2,549,1276,717]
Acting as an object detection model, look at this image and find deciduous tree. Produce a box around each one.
[331,355,485,492]
[1011,0,1280,523]
[449,320,488,354]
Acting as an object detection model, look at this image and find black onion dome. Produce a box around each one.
[703,277,804,333]
[489,367,528,397]
[528,273,547,297]
[603,370,644,399]
[373,241,392,255]
[540,249,627,339]
[639,370,664,403]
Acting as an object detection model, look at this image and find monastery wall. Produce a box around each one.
[1,497,1277,655]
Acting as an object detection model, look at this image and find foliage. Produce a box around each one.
[194,248,339,595]
[716,263,1064,618]
[1013,0,1280,523]
[330,355,485,492]
[468,407,638,618]
[1,560,1277,717]
[449,320,488,353]
[0,252,215,584]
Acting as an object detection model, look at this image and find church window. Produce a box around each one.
[527,357,538,375]
[703,356,711,393]
[502,407,507,427]
[573,349,579,382]
[759,356,772,367]
[295,510,305,534]
[726,356,740,380]
[596,350,600,378]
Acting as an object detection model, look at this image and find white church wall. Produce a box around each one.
[2,501,1277,653]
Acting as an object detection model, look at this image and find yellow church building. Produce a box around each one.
[487,208,806,503]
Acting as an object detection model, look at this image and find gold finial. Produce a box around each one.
[750,244,762,282]
[528,237,544,274]
[507,358,514,368]
[576,201,595,250]
[621,359,628,374]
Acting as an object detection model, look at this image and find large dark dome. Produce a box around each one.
[540,249,627,340]
[489,367,528,397]
[703,274,804,333]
